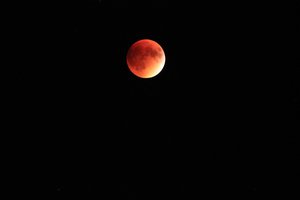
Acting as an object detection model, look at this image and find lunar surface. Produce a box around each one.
[126,39,165,78]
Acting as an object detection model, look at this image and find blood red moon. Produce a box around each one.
[126,39,166,78]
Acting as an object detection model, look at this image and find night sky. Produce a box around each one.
[11,0,299,199]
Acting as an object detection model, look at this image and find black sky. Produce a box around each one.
[9,0,300,199]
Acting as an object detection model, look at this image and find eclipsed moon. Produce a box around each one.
[126,39,166,78]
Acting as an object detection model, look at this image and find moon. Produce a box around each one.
[126,39,166,78]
